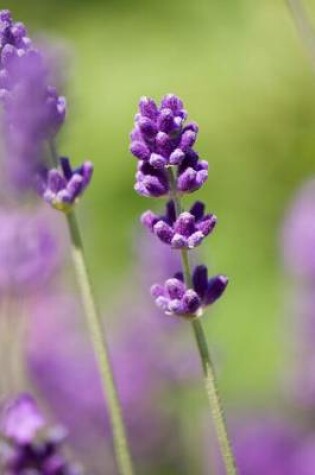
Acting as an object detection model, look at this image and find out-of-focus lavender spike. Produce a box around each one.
[0,393,84,474]
[0,206,63,296]
[0,9,66,194]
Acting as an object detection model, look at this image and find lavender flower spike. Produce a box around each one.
[0,394,83,474]
[142,200,216,249]
[151,265,228,318]
[40,157,93,212]
[131,95,208,197]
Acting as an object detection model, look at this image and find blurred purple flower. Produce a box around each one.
[0,9,66,193]
[282,179,315,281]
[0,206,62,296]
[212,417,300,475]
[0,393,83,474]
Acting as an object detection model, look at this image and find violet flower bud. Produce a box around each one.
[0,394,83,474]
[151,265,228,318]
[141,200,216,249]
[39,157,93,213]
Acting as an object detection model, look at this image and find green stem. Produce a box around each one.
[66,211,134,475]
[48,140,134,474]
[167,167,238,475]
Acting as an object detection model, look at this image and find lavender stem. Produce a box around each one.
[49,142,134,475]
[167,167,237,475]
[66,210,134,475]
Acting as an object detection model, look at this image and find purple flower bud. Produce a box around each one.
[151,265,228,318]
[139,96,159,120]
[141,200,216,249]
[129,141,151,161]
[1,394,45,444]
[40,157,93,212]
[0,392,84,474]
[135,161,169,198]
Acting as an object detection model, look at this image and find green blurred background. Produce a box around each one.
[6,0,315,404]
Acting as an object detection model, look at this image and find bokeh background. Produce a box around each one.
[3,0,315,473]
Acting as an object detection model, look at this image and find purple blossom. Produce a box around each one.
[135,152,208,198]
[39,157,93,212]
[131,95,208,197]
[1,394,45,444]
[214,417,300,475]
[0,206,62,296]
[0,9,66,192]
[0,394,83,474]
[151,265,228,318]
[141,200,216,249]
[130,94,194,168]
[282,179,315,280]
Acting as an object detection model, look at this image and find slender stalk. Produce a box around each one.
[66,211,134,475]
[286,0,315,72]
[167,167,238,475]
[48,142,134,475]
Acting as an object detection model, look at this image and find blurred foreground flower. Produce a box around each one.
[0,393,83,474]
[0,206,62,297]
[0,9,66,194]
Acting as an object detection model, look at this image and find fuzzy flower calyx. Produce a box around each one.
[151,265,228,318]
[141,200,216,249]
[39,157,93,213]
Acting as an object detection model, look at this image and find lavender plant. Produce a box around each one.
[0,394,83,474]
[0,10,134,475]
[130,95,237,474]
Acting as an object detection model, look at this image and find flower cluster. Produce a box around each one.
[0,10,66,192]
[0,207,61,296]
[151,266,228,318]
[130,94,228,318]
[130,95,208,197]
[39,157,93,213]
[0,394,83,474]
[0,9,93,210]
[141,200,216,249]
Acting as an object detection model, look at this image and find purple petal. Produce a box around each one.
[149,153,166,169]
[187,231,204,248]
[197,214,217,236]
[130,141,150,161]
[139,96,158,120]
[164,278,186,299]
[182,290,201,315]
[169,148,185,165]
[204,275,229,306]
[153,220,174,244]
[189,201,205,220]
[140,210,159,231]
[174,212,195,237]
[192,265,208,299]
[47,169,66,193]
